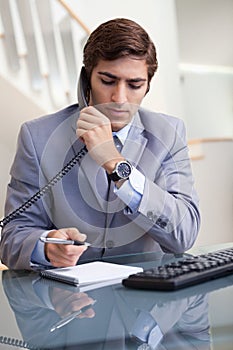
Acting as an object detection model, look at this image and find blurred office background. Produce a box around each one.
[0,0,232,247]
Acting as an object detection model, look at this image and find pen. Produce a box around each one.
[50,300,97,332]
[40,237,91,246]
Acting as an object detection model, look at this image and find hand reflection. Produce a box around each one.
[49,287,95,321]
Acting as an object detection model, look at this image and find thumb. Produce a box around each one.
[64,227,87,242]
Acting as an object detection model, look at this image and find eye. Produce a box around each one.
[101,79,115,85]
[128,83,144,90]
[129,84,142,90]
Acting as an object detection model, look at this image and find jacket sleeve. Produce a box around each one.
[0,123,55,270]
[125,118,201,253]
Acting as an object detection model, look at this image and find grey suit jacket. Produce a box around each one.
[0,104,200,269]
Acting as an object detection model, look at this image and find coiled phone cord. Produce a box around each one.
[0,335,40,349]
[0,146,87,228]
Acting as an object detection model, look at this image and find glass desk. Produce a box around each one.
[0,243,232,350]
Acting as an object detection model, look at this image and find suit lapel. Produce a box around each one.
[123,124,147,165]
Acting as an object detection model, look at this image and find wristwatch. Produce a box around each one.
[108,160,132,182]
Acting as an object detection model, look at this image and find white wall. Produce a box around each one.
[176,0,233,139]
[191,141,233,247]
[181,72,233,140]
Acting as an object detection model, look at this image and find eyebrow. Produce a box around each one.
[98,71,147,83]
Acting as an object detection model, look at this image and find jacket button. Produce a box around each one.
[106,240,114,248]
[147,211,154,220]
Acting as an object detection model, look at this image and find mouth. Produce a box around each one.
[107,108,129,116]
[95,103,139,122]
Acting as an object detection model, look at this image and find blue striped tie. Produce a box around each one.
[113,135,122,152]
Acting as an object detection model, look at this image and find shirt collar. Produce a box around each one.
[112,122,132,146]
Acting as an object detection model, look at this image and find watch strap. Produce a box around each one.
[108,171,122,182]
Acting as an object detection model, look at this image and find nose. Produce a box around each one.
[111,83,127,104]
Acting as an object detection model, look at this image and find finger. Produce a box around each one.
[78,308,95,319]
[63,227,87,243]
[51,227,87,243]
[76,120,100,140]
[77,118,110,140]
[61,294,94,316]
[46,244,87,267]
[79,107,110,126]
[49,254,79,268]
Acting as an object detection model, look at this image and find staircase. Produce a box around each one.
[0,0,90,112]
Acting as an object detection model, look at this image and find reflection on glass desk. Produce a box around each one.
[0,244,233,350]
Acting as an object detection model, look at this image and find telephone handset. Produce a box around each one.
[0,68,89,228]
[77,66,89,109]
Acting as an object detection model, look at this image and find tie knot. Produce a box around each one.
[113,135,122,151]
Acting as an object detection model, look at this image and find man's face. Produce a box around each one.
[89,56,148,131]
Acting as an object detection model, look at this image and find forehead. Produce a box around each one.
[92,57,148,78]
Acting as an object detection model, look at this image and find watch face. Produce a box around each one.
[116,161,132,179]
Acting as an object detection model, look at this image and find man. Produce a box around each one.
[0,18,200,270]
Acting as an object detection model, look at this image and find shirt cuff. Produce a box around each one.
[31,231,53,267]
[114,167,145,213]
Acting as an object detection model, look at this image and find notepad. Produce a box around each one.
[40,261,143,290]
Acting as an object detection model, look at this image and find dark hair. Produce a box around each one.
[83,18,158,92]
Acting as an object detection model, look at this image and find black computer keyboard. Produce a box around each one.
[122,247,233,291]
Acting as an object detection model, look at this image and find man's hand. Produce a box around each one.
[45,228,88,267]
[76,106,123,172]
[50,288,95,320]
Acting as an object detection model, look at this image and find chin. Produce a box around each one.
[111,122,127,132]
